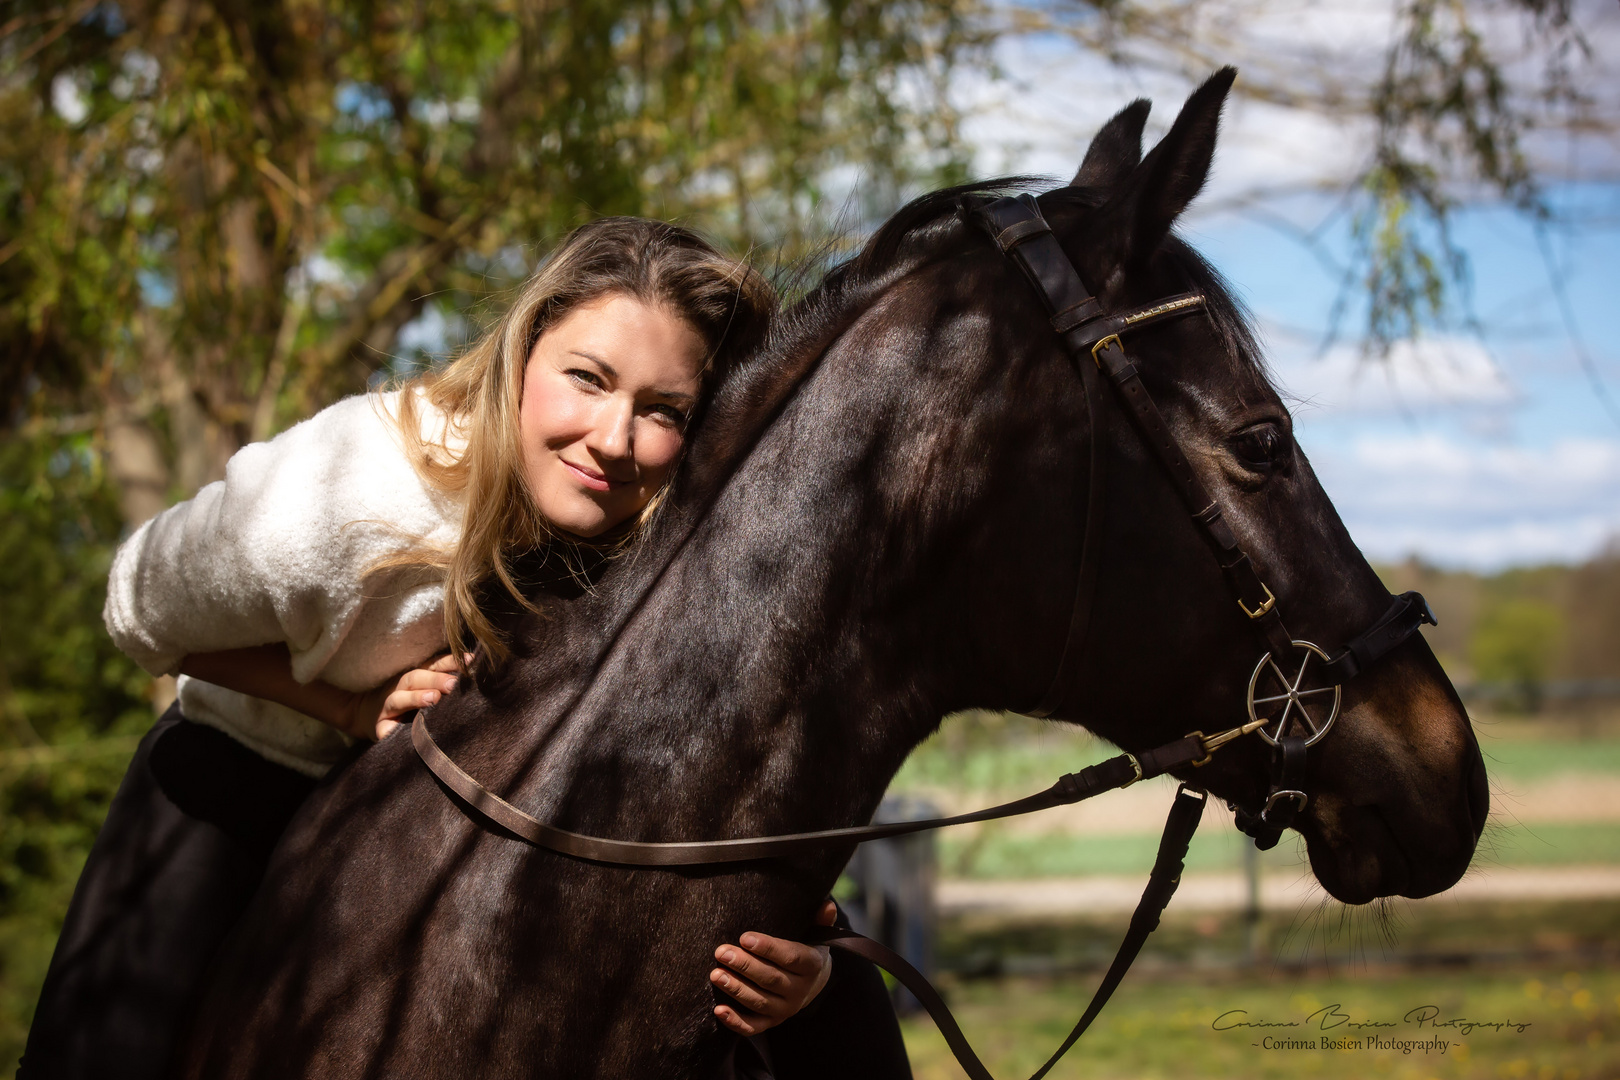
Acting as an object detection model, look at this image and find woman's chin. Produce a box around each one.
[544,499,632,541]
[530,486,612,540]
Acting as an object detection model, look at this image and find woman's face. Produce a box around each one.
[519,292,707,538]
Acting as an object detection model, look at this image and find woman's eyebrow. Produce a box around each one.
[568,349,616,378]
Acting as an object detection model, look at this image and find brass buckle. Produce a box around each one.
[1121,753,1144,787]
[1184,732,1213,768]
[1090,333,1122,367]
[1238,583,1276,620]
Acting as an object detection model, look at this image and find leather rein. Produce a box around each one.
[410,190,1436,1080]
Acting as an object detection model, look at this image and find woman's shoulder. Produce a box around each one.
[215,389,462,537]
[230,389,449,479]
[261,389,412,450]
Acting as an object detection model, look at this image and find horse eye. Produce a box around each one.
[1231,423,1288,473]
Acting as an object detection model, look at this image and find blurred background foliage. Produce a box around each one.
[0,0,1609,1069]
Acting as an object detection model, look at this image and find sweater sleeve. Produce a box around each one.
[103,391,459,685]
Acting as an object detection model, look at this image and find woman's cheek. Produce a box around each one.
[636,422,685,474]
[524,374,594,450]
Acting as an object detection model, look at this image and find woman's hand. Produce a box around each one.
[342,653,464,742]
[710,899,837,1036]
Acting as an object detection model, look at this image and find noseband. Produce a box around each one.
[409,190,1439,1080]
[971,191,1435,848]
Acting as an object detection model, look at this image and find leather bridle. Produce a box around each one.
[969,191,1436,849]
[409,190,1438,1080]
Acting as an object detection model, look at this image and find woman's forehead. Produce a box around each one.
[539,293,706,390]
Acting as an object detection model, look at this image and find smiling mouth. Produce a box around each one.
[562,458,629,493]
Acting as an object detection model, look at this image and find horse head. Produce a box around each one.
[819,69,1488,905]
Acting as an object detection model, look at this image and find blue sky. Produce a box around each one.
[1190,185,1620,570]
[954,9,1620,570]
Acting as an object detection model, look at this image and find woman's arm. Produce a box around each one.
[179,645,460,741]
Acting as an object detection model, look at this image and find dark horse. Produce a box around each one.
[179,71,1488,1078]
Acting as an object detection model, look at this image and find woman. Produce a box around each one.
[21,218,909,1079]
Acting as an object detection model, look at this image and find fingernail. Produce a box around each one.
[424,690,440,704]
[444,677,458,692]
[739,934,758,950]
[717,948,735,965]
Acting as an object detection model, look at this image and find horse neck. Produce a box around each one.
[497,273,1081,841]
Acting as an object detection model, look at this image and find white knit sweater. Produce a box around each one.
[103,390,465,776]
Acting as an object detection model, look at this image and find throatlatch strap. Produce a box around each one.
[811,786,1207,1080]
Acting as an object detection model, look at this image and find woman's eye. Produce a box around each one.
[1231,423,1288,473]
[566,368,603,389]
[648,404,688,426]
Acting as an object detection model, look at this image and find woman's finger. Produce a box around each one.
[710,968,776,1015]
[382,687,441,719]
[715,944,793,991]
[713,1004,763,1037]
[733,933,823,977]
[427,653,461,674]
[815,899,837,926]
[396,668,459,694]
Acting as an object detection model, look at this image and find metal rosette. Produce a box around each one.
[1246,640,1342,748]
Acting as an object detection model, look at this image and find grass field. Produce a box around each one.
[903,899,1620,1079]
[893,712,1620,797]
[889,714,1620,1077]
[901,964,1619,1080]
[934,820,1620,879]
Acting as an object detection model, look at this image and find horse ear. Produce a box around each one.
[1071,99,1151,190]
[1094,67,1236,277]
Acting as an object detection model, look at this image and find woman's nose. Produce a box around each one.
[590,395,635,462]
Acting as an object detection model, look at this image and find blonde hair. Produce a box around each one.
[379,218,775,666]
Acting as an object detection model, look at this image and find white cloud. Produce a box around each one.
[1307,432,1620,568]
[1267,328,1519,416]
[951,3,1620,569]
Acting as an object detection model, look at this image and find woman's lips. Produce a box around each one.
[561,458,624,492]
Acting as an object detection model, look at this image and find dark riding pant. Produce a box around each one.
[17,706,316,1080]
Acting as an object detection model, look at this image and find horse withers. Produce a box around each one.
[178,69,1488,1078]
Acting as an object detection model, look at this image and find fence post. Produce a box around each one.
[842,795,939,1014]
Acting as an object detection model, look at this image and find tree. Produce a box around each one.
[4,0,983,514]
[1023,0,1612,375]
[1469,597,1565,711]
